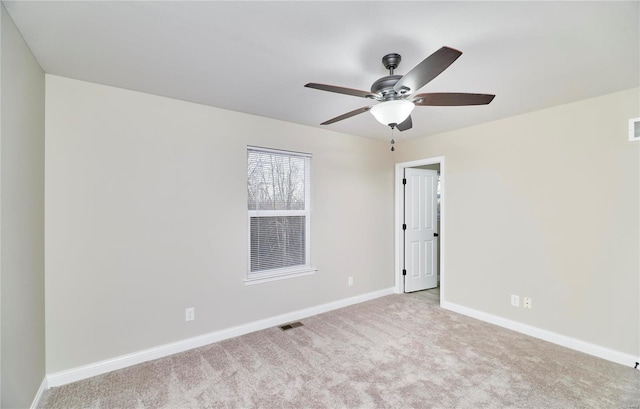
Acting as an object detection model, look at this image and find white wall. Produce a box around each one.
[396,88,640,357]
[45,75,395,373]
[1,4,46,407]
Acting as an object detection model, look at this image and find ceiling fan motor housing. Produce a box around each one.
[371,75,403,97]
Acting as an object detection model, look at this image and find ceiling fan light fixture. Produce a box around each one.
[370,100,415,127]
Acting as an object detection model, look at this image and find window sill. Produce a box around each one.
[244,267,317,286]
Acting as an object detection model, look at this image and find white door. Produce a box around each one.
[404,168,438,292]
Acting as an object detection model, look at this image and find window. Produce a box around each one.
[246,147,314,283]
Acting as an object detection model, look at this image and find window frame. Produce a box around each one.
[245,146,315,285]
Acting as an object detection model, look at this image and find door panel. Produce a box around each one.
[404,168,438,292]
[410,241,421,278]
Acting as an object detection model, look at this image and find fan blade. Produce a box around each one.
[321,106,371,125]
[305,83,379,99]
[393,47,462,94]
[397,115,413,131]
[414,93,495,106]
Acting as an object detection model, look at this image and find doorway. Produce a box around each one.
[394,157,445,304]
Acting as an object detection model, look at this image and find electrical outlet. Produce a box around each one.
[185,307,195,321]
[348,276,354,286]
[523,297,532,309]
[511,295,520,307]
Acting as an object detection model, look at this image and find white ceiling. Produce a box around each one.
[4,1,639,141]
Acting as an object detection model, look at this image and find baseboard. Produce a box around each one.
[47,287,395,388]
[441,300,637,367]
[30,377,48,409]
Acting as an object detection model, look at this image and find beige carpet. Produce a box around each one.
[41,291,639,408]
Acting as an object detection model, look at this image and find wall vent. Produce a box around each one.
[629,117,640,142]
[279,321,304,331]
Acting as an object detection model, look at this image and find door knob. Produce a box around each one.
[433,233,439,237]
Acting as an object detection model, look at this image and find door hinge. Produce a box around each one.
[402,269,407,276]
[402,223,406,230]
[402,178,407,185]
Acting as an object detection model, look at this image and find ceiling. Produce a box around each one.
[4,1,639,141]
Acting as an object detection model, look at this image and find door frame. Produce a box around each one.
[394,156,445,304]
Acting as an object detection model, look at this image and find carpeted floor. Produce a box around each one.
[40,291,639,408]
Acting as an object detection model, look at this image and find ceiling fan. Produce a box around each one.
[305,46,495,131]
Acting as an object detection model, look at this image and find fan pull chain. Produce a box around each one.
[390,127,396,151]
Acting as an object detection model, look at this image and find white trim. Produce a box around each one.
[46,287,395,388]
[30,377,48,409]
[441,300,638,367]
[244,267,317,285]
[247,145,312,158]
[394,157,445,302]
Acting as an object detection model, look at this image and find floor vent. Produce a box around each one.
[279,321,304,331]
